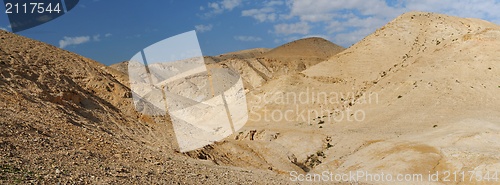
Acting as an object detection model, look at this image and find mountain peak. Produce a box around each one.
[304,11,500,83]
[262,37,345,59]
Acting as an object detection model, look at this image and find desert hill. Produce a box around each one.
[110,48,271,75]
[188,11,500,183]
[301,11,500,177]
[0,30,290,184]
[205,48,271,63]
[247,37,345,80]
[262,37,345,59]
[112,38,345,91]
[213,37,345,90]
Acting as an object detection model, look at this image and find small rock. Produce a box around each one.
[55,169,61,174]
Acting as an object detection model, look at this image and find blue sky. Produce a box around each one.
[1,0,500,65]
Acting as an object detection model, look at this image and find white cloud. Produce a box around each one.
[289,0,402,20]
[208,2,223,14]
[218,0,500,47]
[59,36,91,48]
[299,13,335,22]
[234,36,262,42]
[59,34,107,48]
[242,7,277,22]
[93,34,101,41]
[204,0,243,16]
[242,0,285,22]
[220,0,242,10]
[288,1,390,44]
[274,22,310,35]
[282,0,500,46]
[195,24,213,33]
[265,0,284,7]
[326,21,345,34]
[105,33,112,37]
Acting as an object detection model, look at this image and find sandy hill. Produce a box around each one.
[212,38,345,91]
[111,38,345,92]
[205,48,271,63]
[262,37,345,59]
[248,37,345,80]
[111,48,271,74]
[190,11,500,183]
[0,30,290,184]
[300,12,500,176]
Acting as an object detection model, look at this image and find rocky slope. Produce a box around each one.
[230,37,345,90]
[303,11,500,181]
[187,11,500,185]
[0,30,291,184]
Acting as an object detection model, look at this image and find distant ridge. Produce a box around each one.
[262,37,345,60]
[111,38,346,91]
[207,48,271,63]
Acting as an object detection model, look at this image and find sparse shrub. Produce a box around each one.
[305,154,322,168]
[326,143,333,149]
[316,151,324,157]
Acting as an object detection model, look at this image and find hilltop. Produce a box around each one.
[262,37,345,59]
